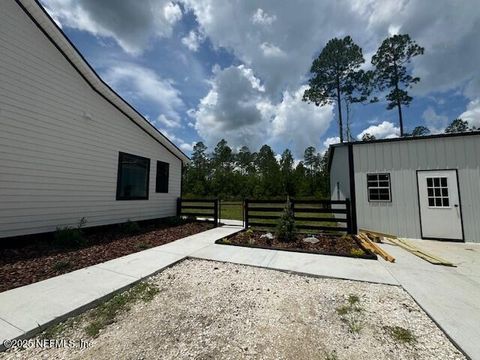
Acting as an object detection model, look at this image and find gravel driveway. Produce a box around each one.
[2,259,465,360]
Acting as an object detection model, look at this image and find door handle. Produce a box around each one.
[454,204,459,207]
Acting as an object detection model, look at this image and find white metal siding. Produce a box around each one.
[353,136,480,243]
[0,0,182,238]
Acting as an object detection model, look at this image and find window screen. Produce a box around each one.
[367,173,391,202]
[116,152,150,200]
[156,161,169,193]
[426,177,450,207]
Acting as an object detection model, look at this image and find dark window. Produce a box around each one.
[426,176,450,208]
[155,161,169,193]
[367,173,391,202]
[116,152,150,200]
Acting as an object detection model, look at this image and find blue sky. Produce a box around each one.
[40,0,480,158]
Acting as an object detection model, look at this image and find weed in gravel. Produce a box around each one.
[41,320,71,339]
[52,259,73,273]
[84,281,159,337]
[336,294,364,334]
[325,350,338,360]
[385,325,417,344]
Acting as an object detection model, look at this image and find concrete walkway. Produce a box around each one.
[1,225,478,359]
[378,239,480,360]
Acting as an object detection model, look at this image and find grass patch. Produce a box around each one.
[83,281,159,338]
[350,248,365,257]
[135,242,152,251]
[385,326,417,344]
[336,294,364,333]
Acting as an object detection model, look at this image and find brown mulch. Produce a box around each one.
[0,221,212,293]
[219,231,375,259]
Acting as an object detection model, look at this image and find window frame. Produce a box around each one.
[116,152,150,201]
[426,176,451,208]
[366,173,392,202]
[155,160,170,193]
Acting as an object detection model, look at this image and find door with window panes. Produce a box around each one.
[417,170,463,240]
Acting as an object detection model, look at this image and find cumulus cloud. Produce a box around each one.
[422,106,448,134]
[102,63,184,127]
[323,137,341,151]
[181,30,205,51]
[251,8,276,25]
[41,0,182,54]
[459,99,480,129]
[357,121,400,140]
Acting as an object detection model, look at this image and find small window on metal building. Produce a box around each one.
[155,161,169,193]
[426,176,449,207]
[367,173,391,202]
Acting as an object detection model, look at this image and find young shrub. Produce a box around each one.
[275,198,297,242]
[52,259,73,273]
[54,217,87,249]
[121,220,141,235]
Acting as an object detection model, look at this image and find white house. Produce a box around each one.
[329,132,480,243]
[0,0,189,239]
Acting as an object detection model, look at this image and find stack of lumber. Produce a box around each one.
[359,228,455,267]
[356,232,395,262]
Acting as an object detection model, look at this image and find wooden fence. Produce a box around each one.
[177,198,219,227]
[244,199,352,233]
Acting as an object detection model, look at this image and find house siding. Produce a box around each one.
[352,135,480,243]
[0,0,182,238]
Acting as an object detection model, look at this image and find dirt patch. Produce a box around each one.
[2,259,465,360]
[217,230,376,259]
[0,221,212,292]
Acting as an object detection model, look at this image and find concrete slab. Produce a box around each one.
[191,244,277,268]
[266,250,399,285]
[0,319,23,342]
[0,266,136,336]
[95,249,184,279]
[379,242,480,360]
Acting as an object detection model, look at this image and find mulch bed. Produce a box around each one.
[0,221,212,293]
[216,230,376,259]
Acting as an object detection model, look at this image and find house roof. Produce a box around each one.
[327,130,480,172]
[16,0,190,164]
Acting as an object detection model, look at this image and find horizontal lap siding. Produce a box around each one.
[353,137,480,242]
[0,0,182,238]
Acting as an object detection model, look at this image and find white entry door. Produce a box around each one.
[417,170,463,240]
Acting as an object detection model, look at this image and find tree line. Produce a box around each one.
[183,140,329,200]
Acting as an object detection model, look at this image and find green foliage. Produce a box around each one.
[371,34,424,136]
[85,281,159,337]
[336,294,364,333]
[183,139,331,200]
[445,118,469,133]
[385,326,417,344]
[52,259,73,272]
[350,248,365,257]
[275,198,297,242]
[406,125,430,137]
[361,133,376,141]
[121,220,141,235]
[54,217,87,249]
[303,36,374,142]
[325,350,338,360]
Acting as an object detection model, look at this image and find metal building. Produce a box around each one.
[329,132,480,243]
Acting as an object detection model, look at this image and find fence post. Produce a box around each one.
[176,198,182,217]
[244,199,249,229]
[345,198,352,234]
[213,199,219,227]
[290,197,295,218]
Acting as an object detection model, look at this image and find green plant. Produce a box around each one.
[336,294,364,334]
[135,242,151,251]
[121,220,141,235]
[52,259,72,272]
[348,294,360,305]
[248,237,256,245]
[84,281,159,337]
[385,326,416,344]
[275,197,296,242]
[53,217,87,248]
[325,350,338,360]
[350,248,365,257]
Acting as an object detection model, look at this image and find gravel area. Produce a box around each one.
[2,259,465,360]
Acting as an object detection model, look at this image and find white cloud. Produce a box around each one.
[459,99,480,128]
[357,121,400,140]
[323,136,340,150]
[422,106,448,134]
[252,8,276,25]
[103,63,184,127]
[181,30,205,52]
[180,142,195,152]
[260,42,286,58]
[41,0,182,55]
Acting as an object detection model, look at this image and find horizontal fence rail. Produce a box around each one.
[177,198,219,227]
[245,198,352,234]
